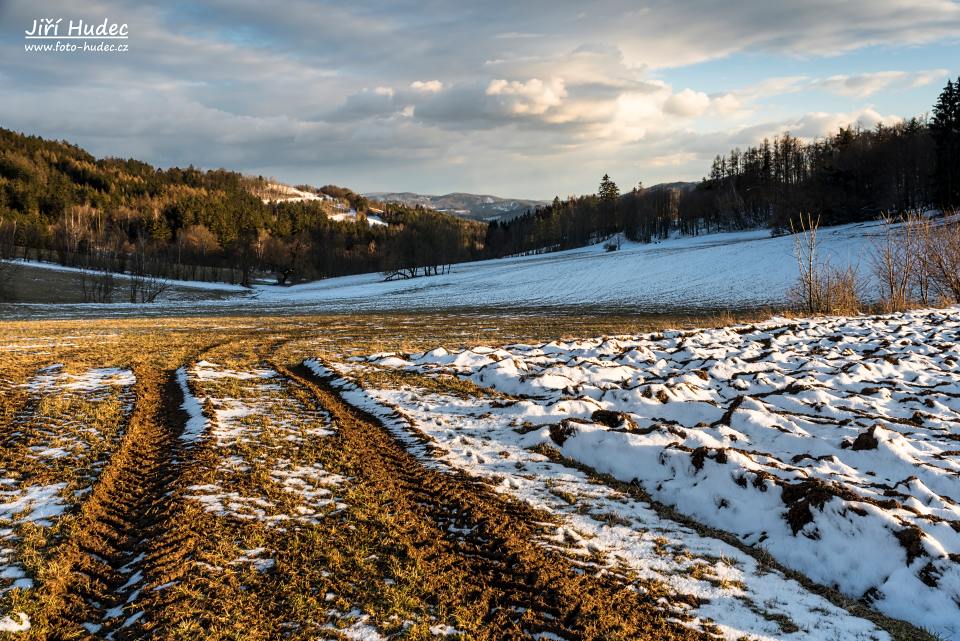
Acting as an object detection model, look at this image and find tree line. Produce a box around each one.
[485,78,960,257]
[0,128,485,293]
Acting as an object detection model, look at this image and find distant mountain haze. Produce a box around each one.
[364,192,549,221]
[364,184,697,221]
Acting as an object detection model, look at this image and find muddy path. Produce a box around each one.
[22,366,186,639]
[277,362,713,641]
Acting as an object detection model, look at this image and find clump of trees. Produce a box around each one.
[931,79,960,208]
[787,210,960,316]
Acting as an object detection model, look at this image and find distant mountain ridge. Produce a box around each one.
[367,184,697,222]
[644,181,697,193]
[365,191,548,221]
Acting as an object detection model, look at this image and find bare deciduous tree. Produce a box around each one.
[79,266,116,303]
[791,213,821,314]
[0,218,19,301]
[127,240,169,304]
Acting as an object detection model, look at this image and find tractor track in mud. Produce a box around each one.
[281,362,713,641]
[8,336,716,639]
[24,365,186,640]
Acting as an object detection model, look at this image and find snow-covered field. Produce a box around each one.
[258,183,330,204]
[2,221,881,319]
[328,210,388,226]
[317,305,960,639]
[253,221,879,312]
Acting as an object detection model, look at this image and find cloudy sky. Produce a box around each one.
[1,0,958,198]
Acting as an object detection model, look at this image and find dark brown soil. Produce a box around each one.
[25,367,185,639]
[282,363,714,641]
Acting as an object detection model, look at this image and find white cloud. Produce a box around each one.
[494,32,545,39]
[909,69,950,88]
[663,89,711,117]
[815,69,949,97]
[486,78,567,115]
[373,86,394,97]
[711,93,743,116]
[818,71,907,97]
[410,80,444,93]
[750,107,904,141]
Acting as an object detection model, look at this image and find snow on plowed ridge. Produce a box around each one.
[364,307,960,639]
[311,358,894,640]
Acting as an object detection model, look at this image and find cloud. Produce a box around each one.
[410,80,444,93]
[486,78,567,115]
[734,107,904,143]
[909,69,952,88]
[711,93,743,116]
[785,107,904,138]
[613,0,960,68]
[494,32,544,39]
[663,89,711,117]
[815,69,949,97]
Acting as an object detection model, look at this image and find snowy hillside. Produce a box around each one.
[255,221,882,312]
[365,191,547,221]
[324,306,960,639]
[328,210,387,226]
[256,183,330,204]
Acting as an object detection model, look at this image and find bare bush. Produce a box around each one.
[920,212,960,304]
[0,261,13,302]
[871,215,918,312]
[127,240,169,303]
[381,266,420,281]
[0,218,16,301]
[818,265,863,315]
[789,213,863,314]
[909,216,934,305]
[79,267,116,303]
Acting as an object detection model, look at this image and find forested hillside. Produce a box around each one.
[485,78,960,257]
[0,130,485,287]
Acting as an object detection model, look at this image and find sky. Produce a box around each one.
[1,0,958,199]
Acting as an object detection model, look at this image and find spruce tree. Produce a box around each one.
[598,174,619,202]
[598,174,620,236]
[931,77,960,207]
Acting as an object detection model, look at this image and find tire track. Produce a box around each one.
[281,362,711,641]
[124,342,311,640]
[24,366,186,639]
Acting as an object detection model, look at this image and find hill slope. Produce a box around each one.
[252,221,879,312]
[365,191,547,221]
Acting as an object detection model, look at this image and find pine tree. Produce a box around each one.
[598,174,619,202]
[931,77,960,207]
